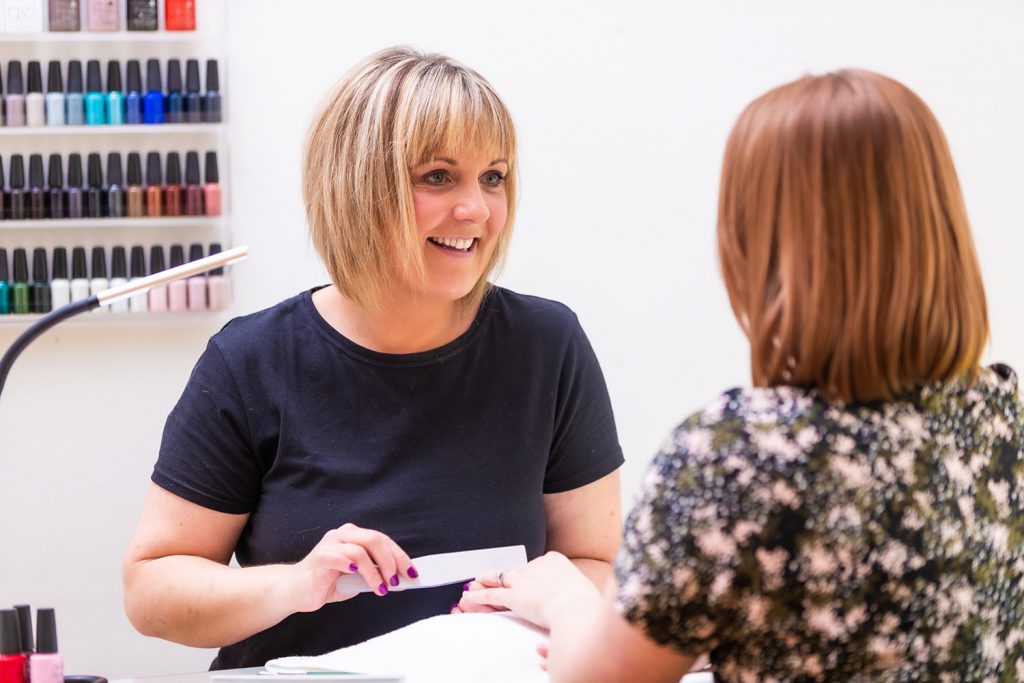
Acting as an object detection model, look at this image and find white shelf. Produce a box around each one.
[0,216,225,230]
[0,309,231,325]
[0,31,209,43]
[0,123,223,136]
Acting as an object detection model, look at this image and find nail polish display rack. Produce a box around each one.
[0,14,230,324]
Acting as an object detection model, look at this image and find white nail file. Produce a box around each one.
[335,545,527,594]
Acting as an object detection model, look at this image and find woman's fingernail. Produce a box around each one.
[378,583,389,595]
[349,562,359,572]
[407,566,419,578]
[463,582,471,592]
[390,574,400,587]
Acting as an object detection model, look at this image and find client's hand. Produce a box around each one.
[456,551,600,629]
[290,523,417,611]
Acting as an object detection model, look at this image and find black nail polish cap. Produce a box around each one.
[188,243,204,262]
[87,153,103,189]
[150,245,166,274]
[170,244,185,268]
[67,60,83,94]
[86,59,102,93]
[0,609,21,655]
[126,152,142,186]
[27,61,43,94]
[185,151,200,185]
[166,152,182,184]
[13,606,32,653]
[13,249,29,283]
[146,58,161,92]
[130,245,146,277]
[91,246,107,279]
[36,609,57,655]
[209,243,224,275]
[0,249,9,283]
[7,61,24,95]
[205,59,219,92]
[126,59,142,93]
[33,248,49,283]
[167,59,182,93]
[107,152,124,186]
[48,154,64,187]
[72,247,87,279]
[146,152,162,185]
[53,247,69,280]
[107,60,122,93]
[68,153,84,188]
[47,60,63,93]
[10,155,26,189]
[204,151,219,184]
[185,59,200,93]
[29,154,45,189]
[111,246,127,278]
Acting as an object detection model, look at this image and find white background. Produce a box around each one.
[1,0,1022,677]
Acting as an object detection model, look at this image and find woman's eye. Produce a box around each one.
[422,170,448,185]
[481,171,505,187]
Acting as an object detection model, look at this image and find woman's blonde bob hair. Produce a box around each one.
[717,69,988,403]
[303,46,517,311]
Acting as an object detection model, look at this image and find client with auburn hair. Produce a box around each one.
[459,69,1024,681]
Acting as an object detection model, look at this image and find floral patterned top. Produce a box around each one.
[614,365,1024,682]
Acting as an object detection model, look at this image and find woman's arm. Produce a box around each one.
[543,469,622,588]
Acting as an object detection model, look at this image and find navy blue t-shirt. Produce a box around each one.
[153,286,624,668]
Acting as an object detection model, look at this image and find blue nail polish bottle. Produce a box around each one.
[106,61,125,125]
[85,59,106,125]
[184,59,202,123]
[0,248,12,315]
[143,58,164,124]
[166,59,184,123]
[65,60,85,125]
[203,59,222,123]
[124,60,143,125]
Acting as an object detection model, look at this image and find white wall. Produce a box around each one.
[1,0,1021,677]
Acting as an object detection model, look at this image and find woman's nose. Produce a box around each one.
[452,183,490,223]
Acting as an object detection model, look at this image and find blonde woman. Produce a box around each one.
[122,47,623,669]
[460,70,1024,681]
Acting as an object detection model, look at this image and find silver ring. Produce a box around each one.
[498,571,506,588]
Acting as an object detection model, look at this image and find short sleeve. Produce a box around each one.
[543,319,624,493]
[152,339,263,514]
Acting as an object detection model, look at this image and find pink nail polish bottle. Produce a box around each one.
[148,246,169,312]
[186,243,208,311]
[167,245,189,312]
[29,609,62,683]
[206,243,232,311]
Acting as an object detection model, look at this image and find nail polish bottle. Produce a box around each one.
[47,153,65,219]
[164,152,183,216]
[126,0,157,31]
[28,154,46,219]
[166,59,184,123]
[30,609,62,683]
[203,59,222,123]
[184,151,203,216]
[145,151,163,216]
[0,156,6,219]
[164,0,195,31]
[48,0,82,31]
[108,246,129,313]
[4,0,44,32]
[167,245,188,311]
[125,152,144,217]
[85,0,118,31]
[12,249,31,314]
[203,151,221,216]
[186,243,207,310]
[5,61,27,127]
[8,155,27,220]
[106,152,124,218]
[184,59,202,123]
[0,250,11,315]
[50,248,71,308]
[129,245,148,312]
[106,60,124,125]
[70,247,90,303]
[67,153,84,219]
[0,68,4,127]
[85,153,103,218]
[25,61,45,127]
[85,60,105,125]
[31,248,52,313]
[45,61,65,126]
[12,606,31,661]
[125,60,143,125]
[143,58,164,124]
[89,246,108,313]
[0,609,26,683]
[206,243,231,311]
[148,245,168,311]
[65,60,85,126]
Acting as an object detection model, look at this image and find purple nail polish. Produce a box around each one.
[349,562,359,572]
[378,583,389,595]
[450,603,459,612]
[407,566,419,578]
[463,582,471,592]
[390,574,400,587]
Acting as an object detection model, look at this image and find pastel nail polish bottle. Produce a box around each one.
[50,248,71,308]
[184,59,202,123]
[0,609,26,683]
[164,0,195,31]
[167,245,188,311]
[186,243,207,310]
[143,58,164,124]
[108,246,129,313]
[5,61,27,127]
[85,60,105,125]
[47,153,65,219]
[203,60,221,123]
[166,59,184,123]
[203,151,221,216]
[184,151,203,216]
[28,154,46,219]
[70,247,90,302]
[85,0,118,31]
[48,0,82,31]
[106,60,125,125]
[164,152,183,216]
[25,61,45,127]
[125,60,143,125]
[147,246,168,311]
[30,609,62,683]
[89,246,108,313]
[125,152,144,217]
[206,243,231,311]
[0,250,11,315]
[12,249,31,314]
[106,152,125,218]
[66,153,84,219]
[126,0,157,31]
[31,248,52,313]
[8,155,27,220]
[85,153,103,218]
[145,151,163,216]
[65,60,85,126]
[45,61,65,126]
[129,245,148,312]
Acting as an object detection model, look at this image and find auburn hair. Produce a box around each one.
[717,69,988,402]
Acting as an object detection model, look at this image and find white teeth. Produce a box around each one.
[428,237,474,251]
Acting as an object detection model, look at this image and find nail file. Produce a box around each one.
[335,545,527,594]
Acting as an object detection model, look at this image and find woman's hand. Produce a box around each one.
[456,551,600,629]
[289,523,418,612]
